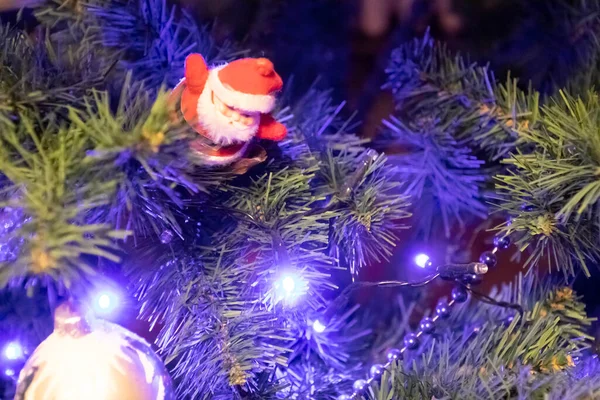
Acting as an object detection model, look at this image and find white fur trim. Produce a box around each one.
[208,65,277,113]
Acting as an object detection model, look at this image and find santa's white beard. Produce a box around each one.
[196,80,259,146]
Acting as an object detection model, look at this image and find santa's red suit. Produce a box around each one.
[170,53,287,165]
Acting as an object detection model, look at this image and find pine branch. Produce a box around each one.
[382,115,487,238]
[493,91,600,276]
[529,91,600,223]
[70,75,219,237]
[0,112,128,287]
[277,305,373,399]
[220,166,340,309]
[367,275,597,399]
[132,165,339,397]
[285,88,410,274]
[0,22,117,119]
[33,0,244,90]
[132,253,292,399]
[280,85,367,166]
[325,151,410,275]
[380,30,541,238]
[383,29,539,160]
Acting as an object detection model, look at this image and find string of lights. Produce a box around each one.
[335,232,515,399]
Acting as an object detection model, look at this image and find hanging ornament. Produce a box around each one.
[169,53,287,173]
[14,300,174,400]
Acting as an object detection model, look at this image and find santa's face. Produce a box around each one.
[212,93,260,128]
[196,77,261,146]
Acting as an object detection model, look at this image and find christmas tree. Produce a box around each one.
[1,1,600,399]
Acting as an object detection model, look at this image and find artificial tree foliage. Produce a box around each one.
[1,0,600,399]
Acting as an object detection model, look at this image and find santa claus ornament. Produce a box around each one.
[170,53,287,170]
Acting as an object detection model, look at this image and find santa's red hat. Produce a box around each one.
[208,58,283,114]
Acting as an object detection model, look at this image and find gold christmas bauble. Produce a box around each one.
[14,301,174,400]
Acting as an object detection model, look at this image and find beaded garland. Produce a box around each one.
[337,233,512,399]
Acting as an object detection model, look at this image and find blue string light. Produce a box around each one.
[312,319,326,333]
[414,253,431,268]
[2,342,23,361]
[92,289,121,317]
[274,272,307,305]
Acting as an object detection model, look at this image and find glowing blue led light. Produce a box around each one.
[93,290,120,316]
[3,342,23,361]
[4,368,15,377]
[312,319,326,333]
[98,294,111,309]
[282,276,296,294]
[415,253,430,268]
[274,273,307,305]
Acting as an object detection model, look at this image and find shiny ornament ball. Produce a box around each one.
[461,273,482,286]
[353,379,368,394]
[403,333,419,350]
[14,301,174,400]
[419,317,435,334]
[493,235,511,249]
[369,363,385,379]
[451,286,468,303]
[436,301,450,319]
[386,348,402,362]
[479,251,497,268]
